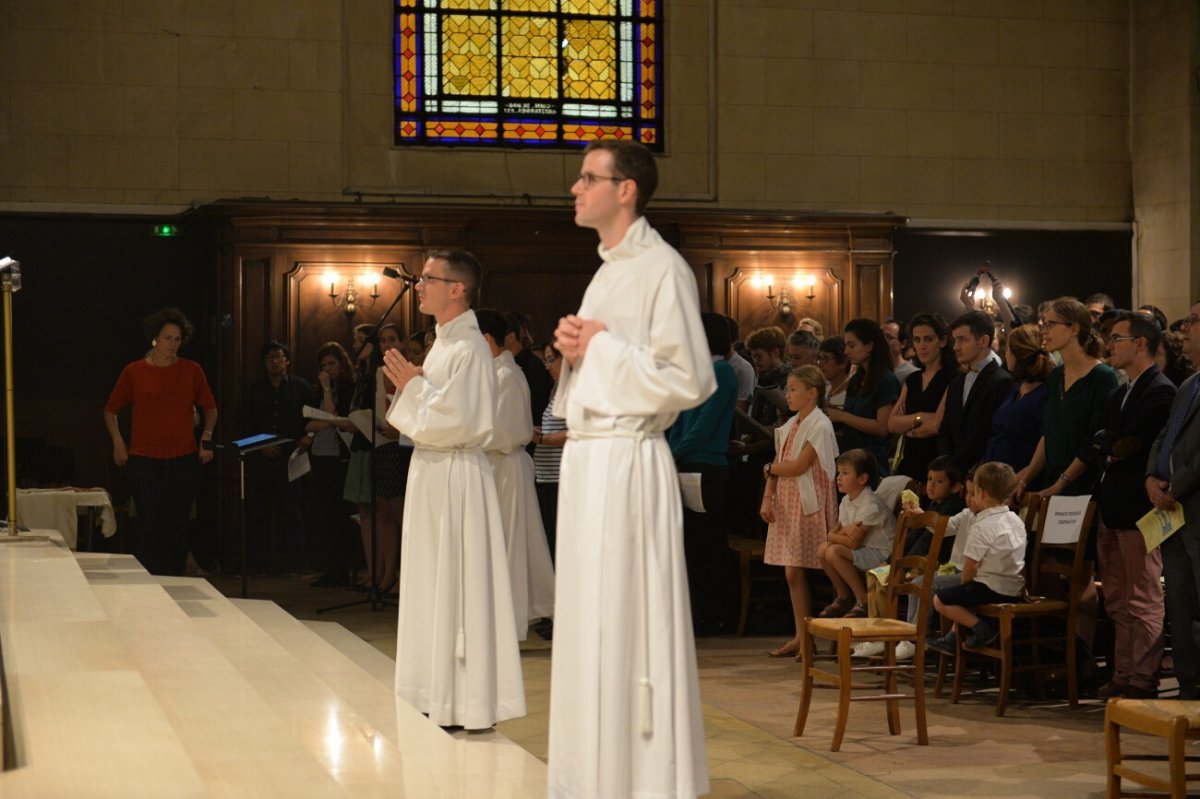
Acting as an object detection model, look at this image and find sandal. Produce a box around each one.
[817,596,855,618]
[844,601,868,619]
[767,641,800,658]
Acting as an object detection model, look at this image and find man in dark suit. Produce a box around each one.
[939,310,1013,474]
[503,310,554,426]
[1088,312,1174,698]
[1146,300,1200,701]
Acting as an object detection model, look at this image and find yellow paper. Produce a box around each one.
[900,489,920,510]
[867,564,891,587]
[1137,502,1185,551]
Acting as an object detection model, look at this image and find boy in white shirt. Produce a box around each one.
[815,449,895,619]
[927,462,1026,653]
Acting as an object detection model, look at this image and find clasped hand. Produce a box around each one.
[382,348,423,393]
[554,314,606,366]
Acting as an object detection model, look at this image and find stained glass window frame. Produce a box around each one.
[394,1,664,151]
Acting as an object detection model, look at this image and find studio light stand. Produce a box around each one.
[0,255,49,544]
[318,266,413,616]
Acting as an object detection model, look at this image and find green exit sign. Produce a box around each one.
[153,224,179,237]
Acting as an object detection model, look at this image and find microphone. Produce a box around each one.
[382,267,417,285]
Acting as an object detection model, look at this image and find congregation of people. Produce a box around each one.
[105,286,1200,707]
[97,139,1200,799]
[728,290,1200,702]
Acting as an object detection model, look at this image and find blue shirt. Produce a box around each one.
[669,358,737,467]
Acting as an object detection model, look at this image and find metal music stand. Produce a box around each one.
[225,433,292,598]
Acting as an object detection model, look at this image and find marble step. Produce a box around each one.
[157,576,546,798]
[234,597,549,793]
[0,544,207,798]
[301,620,397,688]
[86,569,363,798]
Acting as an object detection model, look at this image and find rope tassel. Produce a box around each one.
[639,677,653,736]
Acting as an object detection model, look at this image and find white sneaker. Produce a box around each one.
[894,641,916,661]
[852,641,885,658]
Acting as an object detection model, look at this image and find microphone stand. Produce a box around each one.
[318,272,413,616]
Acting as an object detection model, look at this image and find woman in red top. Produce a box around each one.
[104,308,218,575]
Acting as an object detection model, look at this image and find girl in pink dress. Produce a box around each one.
[760,365,840,658]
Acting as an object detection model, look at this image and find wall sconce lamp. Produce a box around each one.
[326,273,380,318]
[751,273,817,317]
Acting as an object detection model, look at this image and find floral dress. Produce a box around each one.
[765,416,838,568]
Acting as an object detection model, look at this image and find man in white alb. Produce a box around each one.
[381,250,525,729]
[476,308,556,640]
[550,140,716,798]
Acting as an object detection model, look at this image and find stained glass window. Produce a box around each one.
[394,0,663,150]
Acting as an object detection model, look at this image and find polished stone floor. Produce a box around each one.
[207,573,1181,799]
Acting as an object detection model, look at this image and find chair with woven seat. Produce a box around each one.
[949,495,1097,716]
[793,509,949,751]
[933,491,1048,699]
[1105,697,1200,799]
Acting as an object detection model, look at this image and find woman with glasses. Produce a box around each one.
[1014,298,1117,500]
[826,319,900,476]
[816,335,853,409]
[886,313,956,481]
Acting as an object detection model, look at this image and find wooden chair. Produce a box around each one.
[793,509,949,751]
[1105,698,1200,799]
[933,491,1048,698]
[949,496,1097,716]
[728,535,788,636]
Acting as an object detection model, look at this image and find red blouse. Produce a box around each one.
[105,358,217,458]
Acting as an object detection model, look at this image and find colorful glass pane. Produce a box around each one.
[504,121,559,141]
[442,0,496,9]
[502,17,557,98]
[397,13,419,112]
[394,0,663,150]
[564,0,616,13]
[500,0,555,11]
[442,15,497,95]
[638,22,656,118]
[563,20,616,100]
[427,119,500,141]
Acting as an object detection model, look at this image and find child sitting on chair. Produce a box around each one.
[855,457,969,657]
[904,455,966,560]
[926,462,1026,654]
[815,449,894,619]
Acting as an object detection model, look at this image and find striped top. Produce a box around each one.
[534,389,566,483]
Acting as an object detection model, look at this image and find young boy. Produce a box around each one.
[856,461,972,658]
[904,455,966,560]
[816,449,895,619]
[927,462,1026,653]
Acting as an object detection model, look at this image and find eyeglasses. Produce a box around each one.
[574,171,628,188]
[1106,334,1138,345]
[417,274,461,286]
[1038,320,1070,331]
[1183,314,1200,328]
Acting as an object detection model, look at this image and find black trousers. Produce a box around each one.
[310,453,356,577]
[535,480,558,564]
[245,452,306,573]
[679,461,736,630]
[129,454,199,576]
